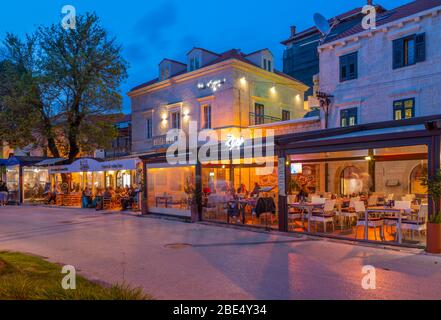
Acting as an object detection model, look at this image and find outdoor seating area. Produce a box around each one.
[288,194,428,245]
[202,194,278,228]
[200,161,279,228]
[286,144,430,246]
[47,185,140,211]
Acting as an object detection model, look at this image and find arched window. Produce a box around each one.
[409,163,427,195]
[340,166,363,195]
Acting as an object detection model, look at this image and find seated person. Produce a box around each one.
[237,183,248,196]
[250,182,261,198]
[82,187,93,208]
[92,188,103,208]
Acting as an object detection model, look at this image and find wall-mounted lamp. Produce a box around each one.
[270,86,276,94]
[365,156,373,161]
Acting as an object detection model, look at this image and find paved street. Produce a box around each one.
[0,206,440,300]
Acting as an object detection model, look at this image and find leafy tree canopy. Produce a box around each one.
[0,12,128,161]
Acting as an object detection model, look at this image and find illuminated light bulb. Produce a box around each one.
[240,77,247,85]
[365,156,372,161]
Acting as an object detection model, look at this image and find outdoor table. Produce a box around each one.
[156,196,172,208]
[227,198,257,224]
[365,206,412,244]
[290,202,325,232]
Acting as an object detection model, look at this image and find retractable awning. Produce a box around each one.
[34,158,66,166]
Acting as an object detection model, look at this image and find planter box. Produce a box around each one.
[427,223,441,254]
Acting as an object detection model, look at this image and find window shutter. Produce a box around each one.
[415,33,426,63]
[339,55,347,81]
[393,38,404,69]
[348,53,358,79]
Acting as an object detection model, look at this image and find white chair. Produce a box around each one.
[400,204,428,240]
[338,198,359,230]
[311,196,326,205]
[287,195,304,229]
[367,195,378,207]
[402,194,416,202]
[355,201,384,241]
[383,200,411,233]
[386,194,394,202]
[310,200,336,233]
[394,200,412,211]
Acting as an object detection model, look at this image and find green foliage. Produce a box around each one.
[421,170,441,224]
[0,12,128,161]
[0,251,152,300]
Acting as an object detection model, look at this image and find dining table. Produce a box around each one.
[289,202,325,232]
[365,206,413,243]
[155,195,173,208]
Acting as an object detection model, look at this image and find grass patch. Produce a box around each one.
[0,251,152,300]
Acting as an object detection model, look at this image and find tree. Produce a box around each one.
[0,12,128,161]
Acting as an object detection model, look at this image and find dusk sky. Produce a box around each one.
[0,0,410,113]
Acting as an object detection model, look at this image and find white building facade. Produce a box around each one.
[318,0,441,129]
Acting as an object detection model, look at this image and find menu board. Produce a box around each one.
[278,158,286,196]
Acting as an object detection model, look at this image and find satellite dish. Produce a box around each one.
[313,13,331,36]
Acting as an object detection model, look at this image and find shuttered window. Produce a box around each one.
[339,52,358,82]
[393,33,426,69]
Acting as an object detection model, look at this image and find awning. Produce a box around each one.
[35,158,66,167]
[48,157,141,174]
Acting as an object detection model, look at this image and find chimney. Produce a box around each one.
[290,25,297,37]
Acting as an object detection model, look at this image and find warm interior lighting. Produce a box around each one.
[162,113,168,121]
[240,77,247,85]
[365,156,373,161]
[270,86,276,94]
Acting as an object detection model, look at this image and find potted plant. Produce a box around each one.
[185,176,201,223]
[421,170,441,254]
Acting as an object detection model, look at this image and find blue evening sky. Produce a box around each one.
[0,0,410,113]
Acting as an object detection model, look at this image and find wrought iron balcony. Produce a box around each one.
[249,113,282,126]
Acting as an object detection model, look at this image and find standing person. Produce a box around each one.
[0,182,8,206]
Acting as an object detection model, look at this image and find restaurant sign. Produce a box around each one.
[48,158,140,174]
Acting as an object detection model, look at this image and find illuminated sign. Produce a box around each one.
[225,134,244,151]
[197,78,226,92]
[290,163,303,174]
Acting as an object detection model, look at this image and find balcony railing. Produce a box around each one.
[153,135,178,147]
[249,113,282,126]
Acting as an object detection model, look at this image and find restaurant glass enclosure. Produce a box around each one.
[201,157,279,229]
[286,145,429,246]
[146,165,195,217]
[6,166,50,203]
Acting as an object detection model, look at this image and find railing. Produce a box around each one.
[153,135,178,147]
[249,113,282,126]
